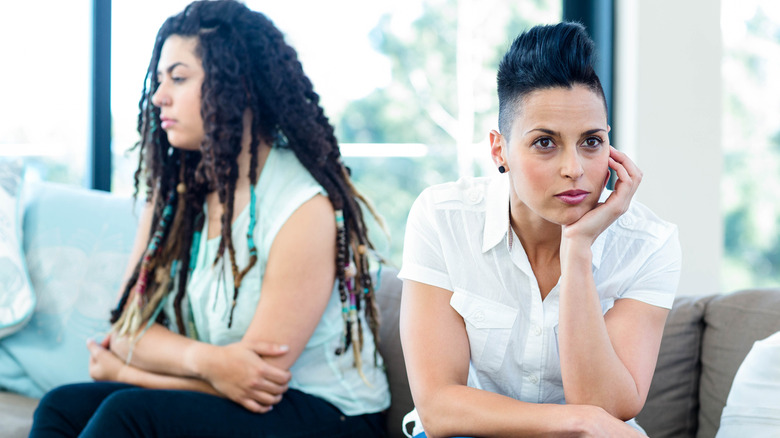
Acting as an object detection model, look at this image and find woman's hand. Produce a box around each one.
[570,405,647,437]
[87,338,126,382]
[198,341,292,413]
[562,146,643,246]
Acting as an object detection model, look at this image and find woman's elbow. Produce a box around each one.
[414,393,458,438]
[606,396,645,421]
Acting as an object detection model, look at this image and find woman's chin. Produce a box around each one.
[167,138,201,151]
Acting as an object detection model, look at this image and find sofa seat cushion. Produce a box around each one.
[637,295,713,438]
[0,390,38,438]
[697,289,780,438]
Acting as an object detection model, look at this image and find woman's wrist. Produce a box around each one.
[560,236,593,271]
[184,341,214,379]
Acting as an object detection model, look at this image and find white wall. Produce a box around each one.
[615,0,723,295]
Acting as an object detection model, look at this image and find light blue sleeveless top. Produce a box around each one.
[182,147,390,416]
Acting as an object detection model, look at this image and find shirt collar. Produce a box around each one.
[482,174,510,253]
[481,177,609,270]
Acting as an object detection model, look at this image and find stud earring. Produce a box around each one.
[498,165,506,174]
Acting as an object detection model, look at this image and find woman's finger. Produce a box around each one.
[608,157,632,189]
[241,398,270,414]
[260,364,292,386]
[249,390,282,407]
[610,146,643,182]
[252,377,288,395]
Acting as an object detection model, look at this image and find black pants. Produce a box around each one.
[30,382,386,437]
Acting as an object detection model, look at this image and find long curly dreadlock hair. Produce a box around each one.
[111,0,384,371]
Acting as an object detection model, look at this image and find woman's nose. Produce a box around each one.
[151,83,169,107]
[560,147,584,180]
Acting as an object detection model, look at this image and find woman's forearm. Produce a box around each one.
[416,384,610,438]
[557,238,643,419]
[111,323,214,379]
[116,362,219,395]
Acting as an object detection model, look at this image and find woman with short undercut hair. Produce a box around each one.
[400,22,681,437]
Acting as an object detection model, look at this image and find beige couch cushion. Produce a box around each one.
[637,295,713,438]
[0,391,37,438]
[375,267,413,438]
[697,289,780,438]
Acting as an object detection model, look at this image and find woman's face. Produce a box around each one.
[151,35,205,151]
[492,85,610,227]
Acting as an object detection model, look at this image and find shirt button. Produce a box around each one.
[529,374,539,384]
[465,187,483,204]
[619,216,634,228]
[532,325,542,336]
[472,310,485,323]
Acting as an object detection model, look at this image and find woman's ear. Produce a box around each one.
[490,130,506,171]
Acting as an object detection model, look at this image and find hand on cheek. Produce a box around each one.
[562,146,642,245]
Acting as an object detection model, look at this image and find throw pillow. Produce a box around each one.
[636,295,713,438]
[0,158,34,339]
[0,181,139,397]
[698,289,780,438]
[716,331,780,437]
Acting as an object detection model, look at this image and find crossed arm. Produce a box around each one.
[88,194,337,413]
[400,280,665,438]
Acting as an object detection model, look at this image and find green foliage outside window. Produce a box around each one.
[722,1,780,289]
[336,0,561,265]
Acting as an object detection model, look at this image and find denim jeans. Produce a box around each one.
[30,382,386,437]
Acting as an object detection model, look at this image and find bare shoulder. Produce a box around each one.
[281,194,336,240]
[267,194,336,272]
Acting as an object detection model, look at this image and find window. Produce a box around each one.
[722,0,780,290]
[0,2,91,185]
[110,0,562,265]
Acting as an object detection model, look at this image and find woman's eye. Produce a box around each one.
[171,76,185,83]
[533,138,555,149]
[582,137,603,148]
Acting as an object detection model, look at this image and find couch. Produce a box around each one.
[1,182,779,438]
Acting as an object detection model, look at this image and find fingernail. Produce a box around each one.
[279,344,289,352]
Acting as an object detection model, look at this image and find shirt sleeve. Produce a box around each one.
[619,226,682,309]
[397,189,453,292]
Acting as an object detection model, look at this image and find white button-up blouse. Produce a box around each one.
[399,173,682,405]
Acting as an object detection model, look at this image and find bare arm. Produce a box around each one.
[89,338,218,395]
[400,279,643,438]
[557,146,668,419]
[557,246,668,419]
[108,195,335,410]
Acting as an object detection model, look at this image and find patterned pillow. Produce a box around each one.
[0,181,139,397]
[0,158,34,339]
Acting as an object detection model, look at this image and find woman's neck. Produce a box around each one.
[510,202,562,263]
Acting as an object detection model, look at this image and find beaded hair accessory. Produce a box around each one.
[114,191,177,338]
[226,185,258,328]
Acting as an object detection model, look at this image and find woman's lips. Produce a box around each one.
[160,118,176,129]
[555,190,589,205]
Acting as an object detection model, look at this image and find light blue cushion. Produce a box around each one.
[0,158,34,339]
[0,182,139,397]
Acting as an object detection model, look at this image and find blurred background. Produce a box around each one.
[0,0,777,295]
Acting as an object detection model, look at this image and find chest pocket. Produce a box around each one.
[450,289,517,373]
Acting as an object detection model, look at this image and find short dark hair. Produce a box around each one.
[497,22,607,138]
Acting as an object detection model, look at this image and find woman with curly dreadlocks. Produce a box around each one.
[30,1,390,437]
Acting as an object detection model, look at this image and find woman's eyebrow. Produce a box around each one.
[524,127,607,136]
[156,62,187,77]
[582,128,607,135]
[525,128,559,136]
